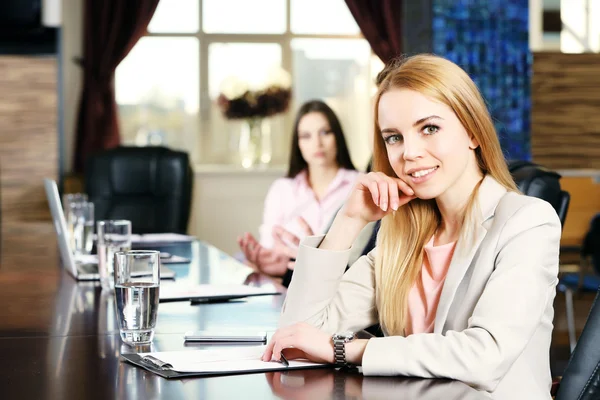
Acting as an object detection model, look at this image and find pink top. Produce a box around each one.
[259,168,360,249]
[406,236,456,335]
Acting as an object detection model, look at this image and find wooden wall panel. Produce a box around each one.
[559,176,600,247]
[532,52,600,169]
[0,56,58,269]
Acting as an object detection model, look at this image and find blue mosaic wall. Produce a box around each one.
[432,0,531,161]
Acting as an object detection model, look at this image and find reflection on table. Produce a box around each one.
[0,239,492,399]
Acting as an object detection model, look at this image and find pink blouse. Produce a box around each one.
[406,236,456,335]
[259,168,360,249]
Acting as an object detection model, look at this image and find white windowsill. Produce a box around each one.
[193,163,287,175]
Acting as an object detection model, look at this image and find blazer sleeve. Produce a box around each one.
[258,179,287,249]
[361,200,561,392]
[279,235,379,333]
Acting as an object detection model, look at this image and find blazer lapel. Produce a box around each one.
[433,224,487,333]
[433,176,508,333]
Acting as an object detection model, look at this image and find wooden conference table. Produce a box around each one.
[0,241,487,399]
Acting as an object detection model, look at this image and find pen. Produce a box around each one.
[279,352,289,367]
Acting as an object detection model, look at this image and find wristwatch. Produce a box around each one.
[332,331,356,366]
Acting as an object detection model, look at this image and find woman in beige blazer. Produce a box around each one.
[262,54,561,400]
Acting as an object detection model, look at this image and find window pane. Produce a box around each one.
[148,0,199,33]
[116,37,200,161]
[205,43,286,164]
[208,43,282,99]
[203,0,286,34]
[291,0,360,35]
[292,38,372,169]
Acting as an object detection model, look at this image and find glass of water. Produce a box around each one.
[97,220,132,291]
[63,193,88,214]
[69,201,95,256]
[63,193,89,252]
[114,250,160,345]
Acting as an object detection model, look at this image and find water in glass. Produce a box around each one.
[114,282,159,344]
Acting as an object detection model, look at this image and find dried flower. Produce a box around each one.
[217,67,292,120]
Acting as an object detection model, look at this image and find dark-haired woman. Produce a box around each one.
[238,100,360,277]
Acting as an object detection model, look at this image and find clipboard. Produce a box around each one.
[121,346,331,379]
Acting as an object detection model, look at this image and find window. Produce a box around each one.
[116,0,380,169]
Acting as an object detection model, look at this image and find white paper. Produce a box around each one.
[130,233,195,243]
[159,284,280,301]
[75,254,99,264]
[139,346,325,373]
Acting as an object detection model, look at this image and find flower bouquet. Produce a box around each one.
[217,67,292,167]
[217,67,292,119]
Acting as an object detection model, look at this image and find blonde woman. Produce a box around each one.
[262,55,560,400]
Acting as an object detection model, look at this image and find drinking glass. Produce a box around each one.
[63,192,88,214]
[63,193,89,252]
[69,201,94,256]
[114,250,160,344]
[97,220,132,291]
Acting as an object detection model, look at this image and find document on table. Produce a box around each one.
[130,233,195,243]
[158,284,281,302]
[121,345,330,378]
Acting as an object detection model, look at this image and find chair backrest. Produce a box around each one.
[85,146,193,234]
[556,287,600,400]
[508,160,570,227]
[582,214,600,275]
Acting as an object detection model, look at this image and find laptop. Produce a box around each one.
[44,178,176,281]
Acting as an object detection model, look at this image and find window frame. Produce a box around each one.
[132,0,371,165]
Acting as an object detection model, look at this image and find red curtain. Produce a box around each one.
[344,0,403,63]
[73,0,160,173]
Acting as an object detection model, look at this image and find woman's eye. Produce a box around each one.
[384,135,402,145]
[423,125,439,135]
[319,130,332,136]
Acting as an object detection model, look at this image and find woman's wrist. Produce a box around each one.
[320,213,368,251]
[345,339,369,365]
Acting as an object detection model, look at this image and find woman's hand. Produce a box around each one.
[342,172,416,224]
[261,322,335,364]
[272,217,314,270]
[319,172,416,251]
[238,233,289,276]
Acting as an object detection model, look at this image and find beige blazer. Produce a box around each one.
[280,175,561,400]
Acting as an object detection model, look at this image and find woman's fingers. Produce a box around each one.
[248,241,262,264]
[271,335,298,362]
[262,328,294,361]
[387,179,400,211]
[277,246,297,260]
[376,179,389,211]
[369,172,415,210]
[273,225,301,247]
[281,347,305,360]
[367,179,380,206]
[396,178,415,197]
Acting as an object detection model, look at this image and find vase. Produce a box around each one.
[238,118,271,168]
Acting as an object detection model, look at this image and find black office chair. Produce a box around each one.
[555,287,600,399]
[85,146,193,234]
[508,160,570,227]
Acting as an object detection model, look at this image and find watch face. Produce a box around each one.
[333,331,355,341]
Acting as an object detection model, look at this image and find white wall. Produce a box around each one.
[190,166,285,255]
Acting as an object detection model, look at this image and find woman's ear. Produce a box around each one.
[468,136,480,150]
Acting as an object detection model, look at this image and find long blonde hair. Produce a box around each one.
[373,54,517,335]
